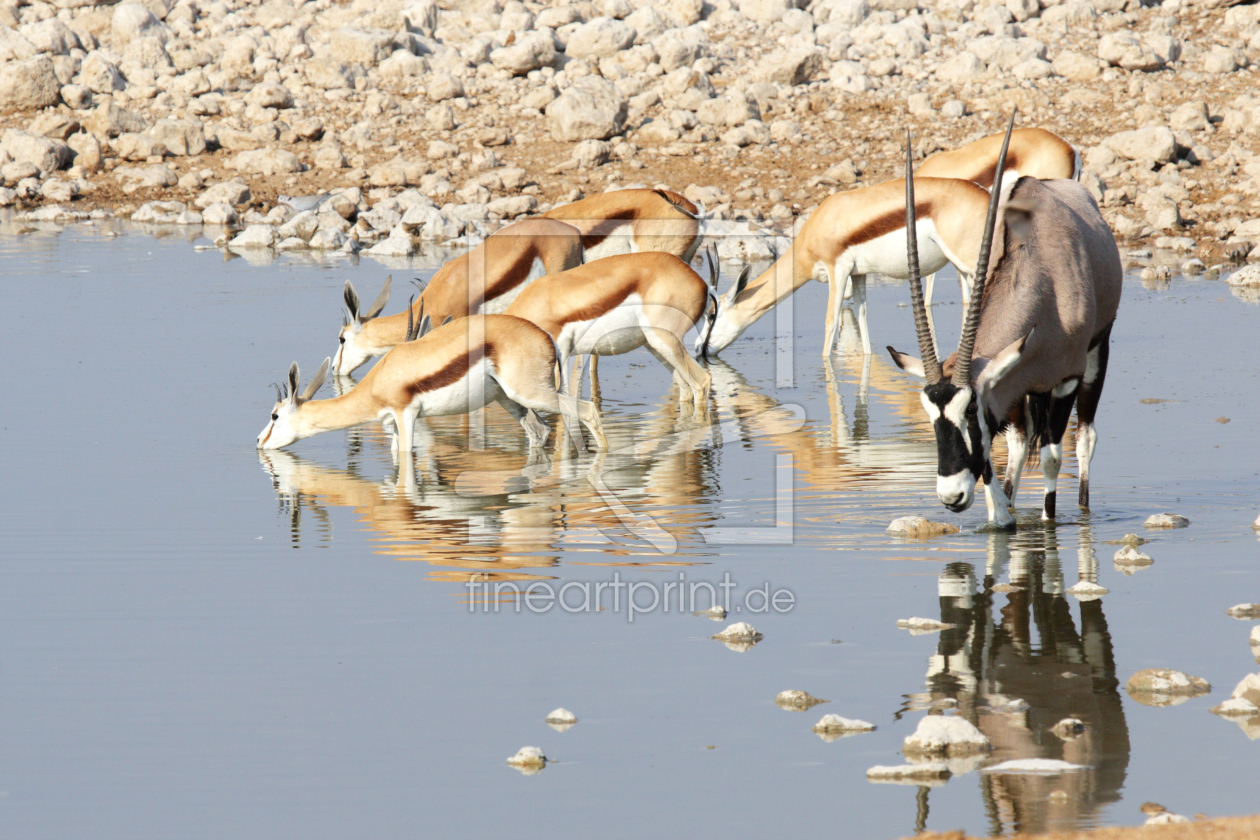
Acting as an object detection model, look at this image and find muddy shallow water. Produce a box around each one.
[1,220,1258,839]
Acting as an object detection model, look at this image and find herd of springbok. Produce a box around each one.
[257,115,1122,527]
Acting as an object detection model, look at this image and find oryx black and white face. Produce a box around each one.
[919,380,987,512]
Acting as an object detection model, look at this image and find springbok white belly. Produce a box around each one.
[561,297,649,357]
[581,223,638,262]
[410,358,501,417]
[480,257,548,315]
[847,219,950,278]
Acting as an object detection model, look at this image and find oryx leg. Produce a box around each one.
[1002,400,1031,504]
[981,414,1016,528]
[1075,322,1112,509]
[1041,381,1080,520]
[643,328,712,419]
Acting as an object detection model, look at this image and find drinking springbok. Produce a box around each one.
[332,217,583,375]
[505,251,717,417]
[886,122,1122,526]
[259,315,608,462]
[542,188,703,262]
[697,176,995,359]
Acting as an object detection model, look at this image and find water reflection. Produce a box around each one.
[896,527,1130,836]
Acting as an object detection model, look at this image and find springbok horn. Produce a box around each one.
[272,382,283,402]
[904,130,942,384]
[363,275,391,320]
[954,110,1016,387]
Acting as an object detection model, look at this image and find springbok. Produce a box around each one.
[917,127,1080,187]
[542,188,703,262]
[886,121,1122,526]
[259,314,607,463]
[698,176,997,359]
[332,217,583,375]
[505,251,716,416]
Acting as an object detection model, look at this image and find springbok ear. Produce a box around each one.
[287,362,300,403]
[301,358,330,401]
[726,264,751,304]
[418,314,434,338]
[343,280,360,323]
[364,275,391,319]
[441,315,453,326]
[975,329,1033,394]
[887,346,926,379]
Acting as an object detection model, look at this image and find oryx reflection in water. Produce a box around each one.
[892,526,1130,836]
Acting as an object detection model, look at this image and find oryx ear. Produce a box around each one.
[363,275,391,319]
[343,280,360,323]
[287,362,300,403]
[726,264,751,304]
[301,358,330,401]
[887,346,926,379]
[974,329,1033,394]
[1002,196,1040,249]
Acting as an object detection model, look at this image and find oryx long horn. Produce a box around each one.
[905,130,942,384]
[363,275,391,320]
[954,110,1016,387]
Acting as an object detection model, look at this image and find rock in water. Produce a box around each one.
[545,708,578,732]
[812,714,876,738]
[1146,813,1192,826]
[866,763,951,784]
[693,606,726,621]
[1226,604,1260,620]
[1067,580,1109,599]
[886,516,959,537]
[1125,668,1211,706]
[506,746,547,773]
[712,622,761,642]
[776,690,828,711]
[1114,545,1153,575]
[903,715,991,756]
[897,617,953,634]
[1144,513,1190,529]
[1252,626,1260,663]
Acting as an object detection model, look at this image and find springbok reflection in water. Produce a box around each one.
[892,525,1130,836]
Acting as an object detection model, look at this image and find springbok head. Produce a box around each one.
[333,275,392,375]
[887,115,1022,513]
[257,358,330,450]
[693,247,752,358]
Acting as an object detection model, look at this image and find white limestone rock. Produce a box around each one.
[1066,580,1109,599]
[887,516,959,538]
[813,713,875,733]
[1126,668,1211,706]
[506,745,546,772]
[0,56,62,112]
[897,617,953,635]
[565,17,636,60]
[1144,512,1190,529]
[903,715,990,756]
[228,225,277,250]
[776,690,828,711]
[866,762,951,784]
[546,76,626,141]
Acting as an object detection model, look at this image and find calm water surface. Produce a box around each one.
[1,219,1257,839]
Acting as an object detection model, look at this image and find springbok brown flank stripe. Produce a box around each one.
[405,342,496,398]
[847,200,935,248]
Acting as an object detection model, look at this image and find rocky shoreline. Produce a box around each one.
[1,0,1260,274]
